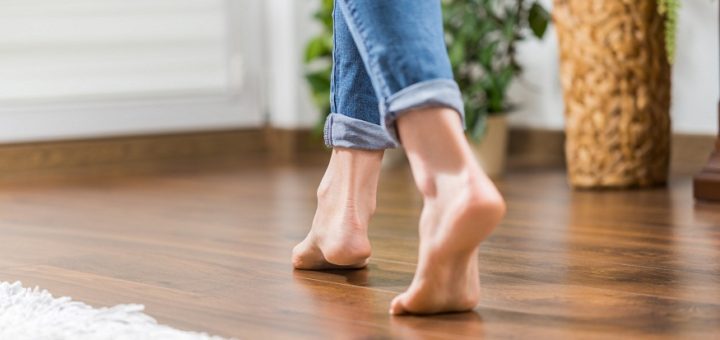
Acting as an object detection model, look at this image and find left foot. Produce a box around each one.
[292,148,383,270]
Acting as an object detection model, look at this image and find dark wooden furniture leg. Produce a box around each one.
[693,3,720,201]
[693,103,720,201]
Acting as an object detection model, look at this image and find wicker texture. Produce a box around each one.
[554,0,671,188]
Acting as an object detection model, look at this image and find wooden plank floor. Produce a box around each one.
[1,158,719,339]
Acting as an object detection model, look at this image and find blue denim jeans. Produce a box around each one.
[325,0,465,150]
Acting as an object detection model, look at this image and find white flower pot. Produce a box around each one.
[469,115,508,178]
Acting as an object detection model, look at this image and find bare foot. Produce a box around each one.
[389,107,506,315]
[389,173,504,314]
[292,148,383,270]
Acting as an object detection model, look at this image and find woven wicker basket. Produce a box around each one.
[554,0,672,188]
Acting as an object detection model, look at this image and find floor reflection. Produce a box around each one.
[390,311,485,339]
[292,267,489,339]
[291,269,389,338]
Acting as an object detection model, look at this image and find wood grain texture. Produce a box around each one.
[0,159,718,339]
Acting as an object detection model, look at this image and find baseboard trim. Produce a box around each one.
[507,128,566,169]
[0,127,713,181]
[507,128,717,175]
[0,130,266,182]
[263,127,327,162]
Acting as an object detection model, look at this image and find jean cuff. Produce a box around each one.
[324,113,399,150]
[381,79,465,145]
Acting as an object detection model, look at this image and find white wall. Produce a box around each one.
[508,0,719,135]
[264,0,321,129]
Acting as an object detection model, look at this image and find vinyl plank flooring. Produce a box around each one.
[0,161,718,339]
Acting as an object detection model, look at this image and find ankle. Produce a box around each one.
[418,167,506,222]
[316,178,377,219]
[316,147,382,216]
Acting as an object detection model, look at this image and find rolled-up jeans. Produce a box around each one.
[324,0,465,150]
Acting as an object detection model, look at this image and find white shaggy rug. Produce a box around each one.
[0,281,226,340]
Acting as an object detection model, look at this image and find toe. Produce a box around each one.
[389,294,409,315]
[291,246,303,268]
[292,240,321,269]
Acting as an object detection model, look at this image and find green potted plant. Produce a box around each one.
[443,0,550,177]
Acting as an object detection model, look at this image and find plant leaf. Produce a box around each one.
[304,36,332,63]
[305,69,331,94]
[528,2,550,38]
[449,37,466,67]
[479,40,499,67]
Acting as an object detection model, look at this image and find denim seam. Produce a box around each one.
[337,0,391,100]
[330,1,339,113]
[323,113,334,147]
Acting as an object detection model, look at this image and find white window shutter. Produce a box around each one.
[0,0,264,142]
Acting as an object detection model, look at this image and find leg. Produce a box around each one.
[334,0,505,314]
[292,1,394,269]
[390,107,505,314]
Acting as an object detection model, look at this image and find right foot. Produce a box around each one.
[292,148,383,270]
[389,107,506,315]
[389,172,505,314]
